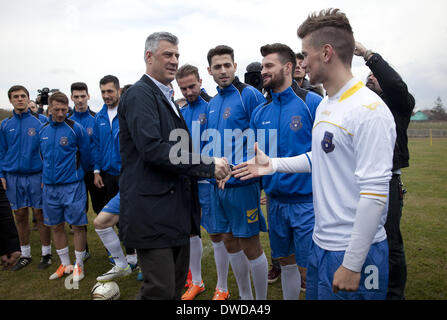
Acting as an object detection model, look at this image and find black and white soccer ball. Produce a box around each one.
[91,281,120,300]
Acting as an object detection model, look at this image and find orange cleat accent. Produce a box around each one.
[212,288,230,300]
[49,264,73,280]
[185,269,192,288]
[181,281,205,300]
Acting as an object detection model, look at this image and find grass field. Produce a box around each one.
[0,137,446,300]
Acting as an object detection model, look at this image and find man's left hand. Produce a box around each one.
[332,265,361,293]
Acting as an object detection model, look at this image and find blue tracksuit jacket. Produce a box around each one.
[251,84,319,203]
[205,77,266,186]
[92,104,121,176]
[39,117,90,185]
[69,108,96,171]
[0,110,47,178]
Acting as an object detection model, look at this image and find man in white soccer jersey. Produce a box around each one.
[233,8,396,300]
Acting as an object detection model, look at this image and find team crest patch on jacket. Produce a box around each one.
[290,116,303,131]
[321,131,335,153]
[86,127,93,136]
[198,113,207,125]
[28,128,36,136]
[223,107,231,119]
[60,136,69,146]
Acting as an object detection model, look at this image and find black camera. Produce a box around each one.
[244,62,263,93]
[37,87,58,105]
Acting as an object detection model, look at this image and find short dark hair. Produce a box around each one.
[49,91,69,106]
[8,85,29,100]
[71,82,89,94]
[260,43,297,72]
[176,64,200,81]
[99,75,120,90]
[297,8,355,66]
[207,45,234,66]
[295,52,305,60]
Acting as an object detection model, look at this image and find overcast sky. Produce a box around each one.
[1,0,446,112]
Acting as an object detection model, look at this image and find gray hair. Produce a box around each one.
[144,31,179,61]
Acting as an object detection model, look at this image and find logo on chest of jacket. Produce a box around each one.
[198,113,207,125]
[86,128,93,136]
[290,116,303,131]
[60,136,69,147]
[321,131,335,153]
[28,128,36,136]
[223,107,231,119]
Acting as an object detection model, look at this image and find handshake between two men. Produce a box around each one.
[213,142,274,190]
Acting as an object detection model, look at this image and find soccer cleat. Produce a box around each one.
[96,264,132,282]
[73,264,84,282]
[11,257,32,271]
[181,281,205,300]
[267,265,281,284]
[38,254,52,270]
[212,288,230,300]
[49,264,73,280]
[185,269,192,288]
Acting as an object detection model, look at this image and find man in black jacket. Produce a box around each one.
[355,41,415,300]
[118,31,230,300]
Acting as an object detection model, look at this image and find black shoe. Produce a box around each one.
[267,265,281,284]
[11,257,32,271]
[38,254,52,270]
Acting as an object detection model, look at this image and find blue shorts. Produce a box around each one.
[5,172,42,210]
[42,181,88,226]
[268,198,314,267]
[198,182,216,233]
[102,192,120,215]
[306,239,389,300]
[209,182,267,238]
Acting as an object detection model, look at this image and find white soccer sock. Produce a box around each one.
[228,250,253,300]
[212,241,229,292]
[126,253,138,266]
[189,235,203,285]
[75,250,86,268]
[280,264,301,300]
[248,252,268,300]
[20,244,31,258]
[95,227,128,269]
[56,247,71,266]
[42,244,52,256]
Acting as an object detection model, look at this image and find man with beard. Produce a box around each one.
[250,43,317,299]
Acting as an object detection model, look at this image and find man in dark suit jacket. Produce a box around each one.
[118,31,230,300]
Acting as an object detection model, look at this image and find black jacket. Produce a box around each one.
[0,188,19,256]
[366,53,415,171]
[117,75,215,249]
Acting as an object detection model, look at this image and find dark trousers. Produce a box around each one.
[84,171,107,215]
[136,244,190,300]
[384,174,407,300]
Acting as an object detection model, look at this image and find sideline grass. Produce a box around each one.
[0,138,446,300]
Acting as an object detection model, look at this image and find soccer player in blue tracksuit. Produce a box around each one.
[175,64,231,300]
[92,75,121,209]
[39,91,90,283]
[250,43,319,299]
[205,45,268,300]
[68,82,104,215]
[0,85,51,271]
